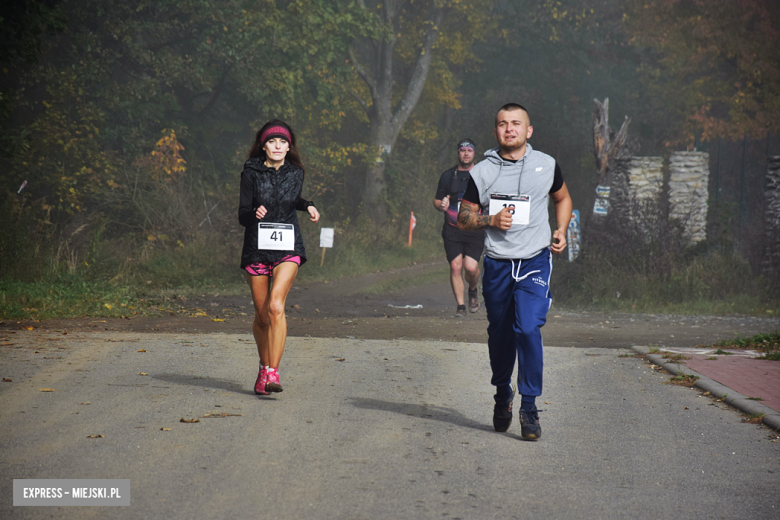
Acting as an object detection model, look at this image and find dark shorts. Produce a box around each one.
[442,224,485,263]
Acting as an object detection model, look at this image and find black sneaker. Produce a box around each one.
[519,409,542,440]
[493,384,515,432]
[454,305,467,318]
[468,287,480,313]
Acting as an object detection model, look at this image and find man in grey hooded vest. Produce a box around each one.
[458,103,572,440]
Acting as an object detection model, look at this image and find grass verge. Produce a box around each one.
[712,331,780,360]
[0,233,444,320]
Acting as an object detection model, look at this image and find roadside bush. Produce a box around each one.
[554,196,778,314]
[0,194,53,282]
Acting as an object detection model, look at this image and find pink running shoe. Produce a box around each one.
[254,366,269,396]
[265,368,283,393]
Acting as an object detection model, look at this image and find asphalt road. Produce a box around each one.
[1,331,779,519]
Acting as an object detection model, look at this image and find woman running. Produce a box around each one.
[238,120,320,395]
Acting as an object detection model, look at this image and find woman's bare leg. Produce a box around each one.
[265,262,299,368]
[247,274,271,366]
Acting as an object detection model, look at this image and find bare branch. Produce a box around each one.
[349,48,377,97]
[391,6,449,139]
[347,88,370,113]
[614,115,632,152]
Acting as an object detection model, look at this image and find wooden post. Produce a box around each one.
[320,247,326,267]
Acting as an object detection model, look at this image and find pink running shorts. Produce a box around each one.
[244,255,301,277]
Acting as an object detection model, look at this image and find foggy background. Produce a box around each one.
[2,0,779,317]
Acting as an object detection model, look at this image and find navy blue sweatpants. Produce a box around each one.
[482,248,552,405]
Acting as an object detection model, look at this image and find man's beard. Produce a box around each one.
[500,138,525,153]
[459,159,473,168]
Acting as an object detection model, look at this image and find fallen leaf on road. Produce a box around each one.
[86,434,104,438]
[180,418,200,423]
[39,388,55,392]
[2,378,11,382]
[202,413,243,418]
[212,318,224,322]
[138,372,148,376]
[336,358,345,362]
[78,402,91,405]
[138,349,147,352]
[544,401,551,404]
[160,427,172,431]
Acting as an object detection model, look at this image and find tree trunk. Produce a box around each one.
[350,1,449,217]
[591,98,632,219]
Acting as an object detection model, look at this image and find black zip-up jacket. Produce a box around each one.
[238,158,314,268]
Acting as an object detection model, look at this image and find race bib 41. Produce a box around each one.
[257,223,295,251]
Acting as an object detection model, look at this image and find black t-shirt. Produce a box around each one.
[462,162,564,205]
[436,167,473,227]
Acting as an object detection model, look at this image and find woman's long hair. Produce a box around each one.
[247,119,305,178]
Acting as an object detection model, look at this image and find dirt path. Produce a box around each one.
[4,259,779,348]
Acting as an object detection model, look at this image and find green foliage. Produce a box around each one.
[1,0,376,215]
[716,331,780,353]
[0,0,67,65]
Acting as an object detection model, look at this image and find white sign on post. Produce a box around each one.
[319,228,334,248]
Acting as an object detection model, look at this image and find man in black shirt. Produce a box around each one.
[433,138,486,317]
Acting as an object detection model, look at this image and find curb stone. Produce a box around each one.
[630,346,780,432]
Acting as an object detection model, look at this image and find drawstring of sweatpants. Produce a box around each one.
[510,259,540,282]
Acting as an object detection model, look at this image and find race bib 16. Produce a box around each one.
[488,193,530,226]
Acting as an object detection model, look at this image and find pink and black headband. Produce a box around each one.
[457,138,476,151]
[260,125,291,145]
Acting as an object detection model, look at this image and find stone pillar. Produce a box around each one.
[764,156,780,277]
[669,152,710,244]
[626,157,664,204]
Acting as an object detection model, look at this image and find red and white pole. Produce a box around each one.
[408,211,416,247]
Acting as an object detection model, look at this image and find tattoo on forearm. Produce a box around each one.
[458,201,492,230]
